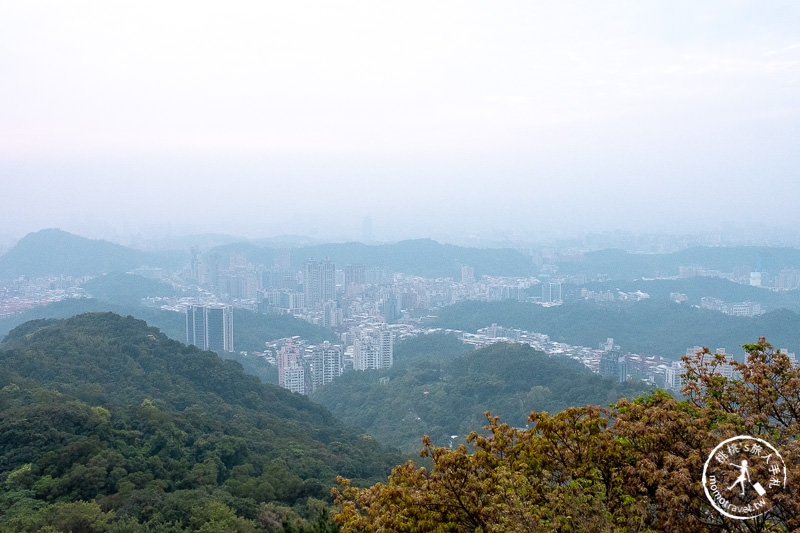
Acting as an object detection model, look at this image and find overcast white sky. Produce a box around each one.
[1,1,799,244]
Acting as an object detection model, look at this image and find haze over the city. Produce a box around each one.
[1,1,799,244]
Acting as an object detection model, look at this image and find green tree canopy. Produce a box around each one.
[334,338,800,531]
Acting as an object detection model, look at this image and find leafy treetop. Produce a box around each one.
[334,337,800,532]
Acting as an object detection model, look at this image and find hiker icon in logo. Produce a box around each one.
[702,435,787,520]
[727,459,767,498]
[728,459,750,497]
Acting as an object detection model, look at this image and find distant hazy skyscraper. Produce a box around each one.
[599,338,625,382]
[273,248,291,271]
[186,304,234,353]
[542,281,562,303]
[205,304,233,352]
[190,246,201,282]
[322,300,341,329]
[461,265,475,285]
[304,258,335,309]
[186,304,206,349]
[344,264,366,286]
[304,259,321,307]
[379,329,393,369]
[380,293,399,323]
[365,267,388,285]
[321,259,335,301]
[362,216,373,243]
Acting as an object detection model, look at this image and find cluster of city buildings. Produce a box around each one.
[428,324,792,393]
[273,339,345,395]
[172,251,800,395]
[679,264,800,291]
[663,346,797,391]
[435,325,670,386]
[0,275,88,317]
[270,323,395,395]
[6,243,799,398]
[180,249,800,339]
[185,249,550,323]
[699,297,764,317]
[577,288,651,303]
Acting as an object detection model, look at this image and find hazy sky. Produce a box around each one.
[1,1,799,244]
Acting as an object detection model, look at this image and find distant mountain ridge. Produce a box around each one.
[80,272,182,306]
[8,229,800,283]
[0,228,188,280]
[558,245,800,279]
[583,276,800,312]
[0,229,536,280]
[209,238,536,278]
[431,299,800,357]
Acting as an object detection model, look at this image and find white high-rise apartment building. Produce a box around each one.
[277,339,305,394]
[354,336,379,370]
[379,329,393,369]
[664,361,684,391]
[186,304,234,353]
[312,341,342,390]
[282,366,305,395]
[353,327,394,371]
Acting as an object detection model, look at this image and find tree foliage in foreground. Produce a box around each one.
[334,338,800,532]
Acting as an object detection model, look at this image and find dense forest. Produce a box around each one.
[0,313,400,532]
[312,334,649,454]
[431,299,800,356]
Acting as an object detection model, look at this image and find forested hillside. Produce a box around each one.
[312,334,649,453]
[431,299,800,356]
[0,313,400,532]
[80,272,183,306]
[556,245,800,280]
[580,276,800,312]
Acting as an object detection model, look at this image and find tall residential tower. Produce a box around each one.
[186,304,234,353]
[304,258,335,309]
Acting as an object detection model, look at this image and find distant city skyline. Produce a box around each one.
[2,1,799,245]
